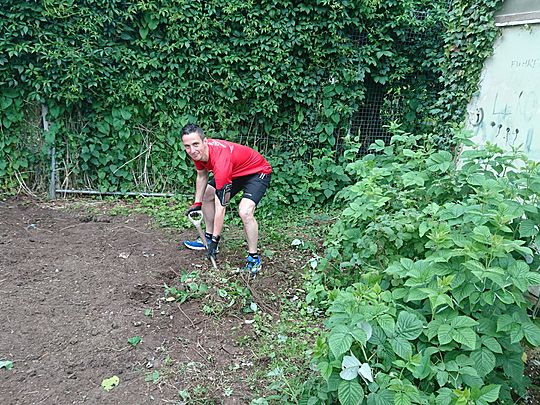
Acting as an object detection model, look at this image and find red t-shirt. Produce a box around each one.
[193,139,272,190]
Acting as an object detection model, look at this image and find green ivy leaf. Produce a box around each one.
[139,27,149,39]
[96,121,110,135]
[324,124,334,136]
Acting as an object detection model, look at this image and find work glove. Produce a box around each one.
[185,202,202,216]
[206,235,220,260]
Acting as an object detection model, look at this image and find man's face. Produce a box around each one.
[182,132,208,162]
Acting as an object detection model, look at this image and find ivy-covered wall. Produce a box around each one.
[0,0,481,197]
[434,0,504,142]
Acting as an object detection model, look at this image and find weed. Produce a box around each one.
[246,305,321,404]
[163,271,209,304]
[143,308,153,317]
[144,370,160,384]
[202,277,253,316]
[133,196,190,229]
[127,336,142,347]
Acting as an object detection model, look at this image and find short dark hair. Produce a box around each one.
[181,123,205,139]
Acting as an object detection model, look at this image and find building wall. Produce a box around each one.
[467,23,540,160]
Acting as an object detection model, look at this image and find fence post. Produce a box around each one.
[42,105,56,200]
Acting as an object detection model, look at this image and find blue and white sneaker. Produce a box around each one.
[183,235,219,252]
[183,238,207,250]
[245,255,261,276]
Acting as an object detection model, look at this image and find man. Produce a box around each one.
[181,123,272,275]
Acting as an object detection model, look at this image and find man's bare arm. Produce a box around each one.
[194,169,208,202]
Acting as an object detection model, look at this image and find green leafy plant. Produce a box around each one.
[144,308,153,317]
[145,370,160,384]
[303,128,540,404]
[128,336,142,347]
[134,196,190,229]
[203,279,253,316]
[247,307,322,404]
[434,0,504,145]
[164,271,209,304]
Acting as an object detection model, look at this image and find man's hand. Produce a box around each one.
[206,235,220,260]
[185,202,202,216]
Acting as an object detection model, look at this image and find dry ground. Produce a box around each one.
[0,197,297,405]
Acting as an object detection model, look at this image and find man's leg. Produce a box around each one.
[238,173,271,259]
[202,184,216,234]
[238,197,258,253]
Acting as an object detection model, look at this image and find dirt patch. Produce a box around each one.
[0,197,280,404]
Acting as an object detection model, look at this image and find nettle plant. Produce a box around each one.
[305,128,540,404]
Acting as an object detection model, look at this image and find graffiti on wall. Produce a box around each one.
[469,88,538,153]
[467,26,540,161]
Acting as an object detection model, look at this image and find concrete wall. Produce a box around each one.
[467,23,540,160]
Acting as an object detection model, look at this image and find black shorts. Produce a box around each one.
[209,173,271,205]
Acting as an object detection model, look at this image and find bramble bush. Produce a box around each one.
[302,127,540,404]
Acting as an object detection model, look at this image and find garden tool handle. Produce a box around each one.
[187,211,218,270]
[187,210,203,227]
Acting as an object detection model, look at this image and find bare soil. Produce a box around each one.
[0,197,290,405]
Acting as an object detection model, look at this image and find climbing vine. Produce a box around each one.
[433,0,504,144]
[0,0,499,201]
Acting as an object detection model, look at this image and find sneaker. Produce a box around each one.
[183,238,207,250]
[183,236,219,252]
[245,255,261,276]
